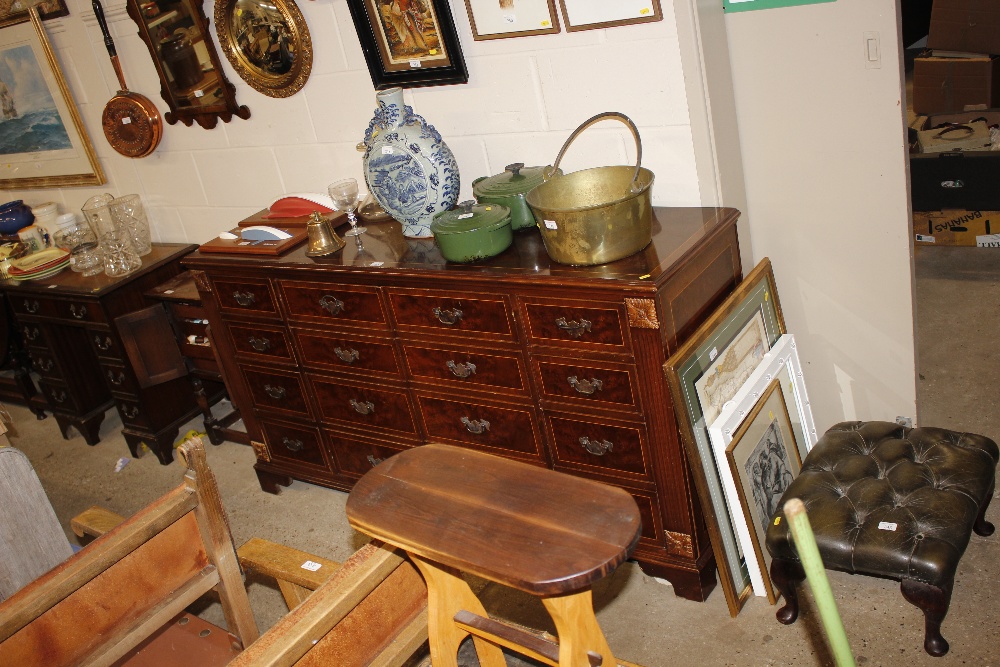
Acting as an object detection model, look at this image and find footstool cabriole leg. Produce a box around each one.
[974,480,995,537]
[900,578,953,657]
[541,588,618,667]
[770,557,805,625]
[409,554,507,667]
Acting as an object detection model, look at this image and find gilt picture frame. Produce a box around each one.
[709,334,816,601]
[662,257,785,616]
[465,0,560,40]
[558,0,661,32]
[0,0,68,22]
[346,0,468,89]
[0,8,104,189]
[724,377,802,604]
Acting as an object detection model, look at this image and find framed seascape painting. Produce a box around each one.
[0,8,104,189]
[346,0,468,89]
[724,378,802,604]
[662,257,785,616]
[708,334,816,601]
[465,0,560,40]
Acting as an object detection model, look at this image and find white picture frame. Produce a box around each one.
[708,334,817,598]
[558,0,661,32]
[465,0,560,40]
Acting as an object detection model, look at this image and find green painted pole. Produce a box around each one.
[783,498,857,667]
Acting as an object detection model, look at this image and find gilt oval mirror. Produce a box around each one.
[215,0,313,98]
[126,0,250,128]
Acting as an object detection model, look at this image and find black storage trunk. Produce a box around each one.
[910,151,1000,211]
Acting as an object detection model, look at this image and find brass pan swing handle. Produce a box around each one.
[548,111,644,195]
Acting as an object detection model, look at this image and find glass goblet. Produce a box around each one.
[328,178,365,237]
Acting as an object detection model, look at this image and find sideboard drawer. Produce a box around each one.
[533,358,639,412]
[260,419,330,471]
[54,299,105,325]
[225,321,296,365]
[294,329,401,377]
[521,298,629,353]
[546,414,651,483]
[417,394,542,460]
[11,296,54,318]
[243,367,312,418]
[402,344,528,395]
[281,281,387,329]
[387,289,515,341]
[310,375,417,436]
[327,434,408,479]
[213,278,279,318]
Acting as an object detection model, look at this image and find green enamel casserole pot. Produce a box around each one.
[430,201,513,263]
[471,163,557,231]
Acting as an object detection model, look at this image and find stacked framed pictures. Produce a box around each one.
[708,334,816,602]
[664,258,817,615]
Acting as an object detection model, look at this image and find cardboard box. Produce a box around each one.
[913,210,1000,246]
[910,110,1000,210]
[928,0,1000,56]
[912,56,1000,114]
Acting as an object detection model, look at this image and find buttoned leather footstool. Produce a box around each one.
[765,421,998,657]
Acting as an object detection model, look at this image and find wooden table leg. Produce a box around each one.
[410,554,507,667]
[542,588,618,667]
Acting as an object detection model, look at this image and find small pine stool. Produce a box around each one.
[346,443,643,667]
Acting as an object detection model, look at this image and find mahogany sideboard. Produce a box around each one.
[183,207,742,602]
[3,243,201,463]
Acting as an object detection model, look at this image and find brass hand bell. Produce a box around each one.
[305,211,345,257]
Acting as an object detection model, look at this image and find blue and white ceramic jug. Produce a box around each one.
[362,87,460,238]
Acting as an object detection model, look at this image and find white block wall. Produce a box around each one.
[1,0,702,244]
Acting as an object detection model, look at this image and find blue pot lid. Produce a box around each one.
[431,201,511,235]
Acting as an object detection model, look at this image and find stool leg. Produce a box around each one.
[542,587,618,667]
[974,481,995,537]
[409,555,507,667]
[770,557,805,625]
[901,578,952,657]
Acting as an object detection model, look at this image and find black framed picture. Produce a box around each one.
[346,0,468,89]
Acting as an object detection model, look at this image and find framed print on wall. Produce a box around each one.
[722,377,802,604]
[0,8,104,189]
[663,257,785,617]
[346,0,468,89]
[709,334,816,601]
[0,0,68,22]
[558,0,661,32]
[465,0,560,40]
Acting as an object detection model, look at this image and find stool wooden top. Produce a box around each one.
[346,444,642,596]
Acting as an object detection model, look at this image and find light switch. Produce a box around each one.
[864,31,881,69]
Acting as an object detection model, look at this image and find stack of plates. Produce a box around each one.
[8,247,71,281]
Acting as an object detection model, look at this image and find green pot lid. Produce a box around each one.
[472,163,550,198]
[431,201,511,235]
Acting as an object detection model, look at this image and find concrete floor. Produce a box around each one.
[7,244,1000,666]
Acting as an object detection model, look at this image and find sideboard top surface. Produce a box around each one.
[184,207,739,288]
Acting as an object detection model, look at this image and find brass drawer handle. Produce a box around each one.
[350,399,375,415]
[282,437,304,452]
[23,326,39,342]
[121,404,139,419]
[319,294,344,316]
[50,389,67,404]
[248,335,271,352]
[567,376,603,395]
[264,384,287,400]
[461,416,490,435]
[107,370,125,386]
[334,347,359,364]
[432,307,463,325]
[34,357,53,372]
[94,335,113,351]
[555,317,592,339]
[69,304,87,319]
[446,360,476,378]
[233,290,256,307]
[23,299,38,313]
[579,436,613,456]
[367,454,384,467]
